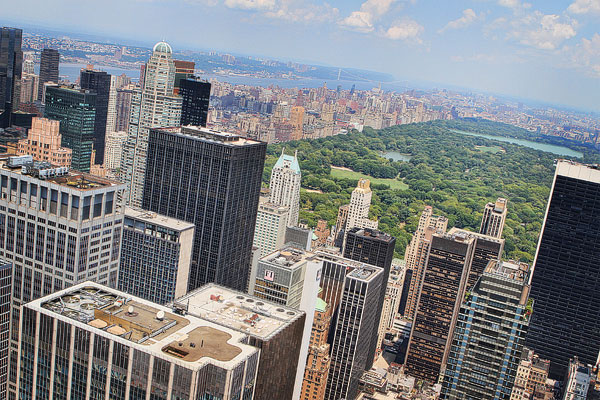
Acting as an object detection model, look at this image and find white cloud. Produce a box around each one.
[570,34,600,76]
[512,13,577,50]
[264,1,339,22]
[439,8,481,33]
[498,0,531,9]
[567,0,600,15]
[383,19,423,41]
[340,0,397,32]
[224,0,275,10]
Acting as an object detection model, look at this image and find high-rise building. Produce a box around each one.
[19,69,37,105]
[105,75,117,135]
[378,262,405,351]
[527,160,600,378]
[180,77,211,127]
[0,156,125,396]
[122,41,182,207]
[284,225,313,251]
[103,130,128,173]
[404,231,476,382]
[563,357,591,400]
[480,197,508,238]
[332,204,349,246]
[248,246,323,399]
[342,178,379,248]
[269,149,301,227]
[18,282,260,400]
[440,260,531,399]
[301,298,332,400]
[17,117,72,166]
[0,259,11,400]
[290,105,304,140]
[174,283,306,400]
[253,202,289,258]
[44,85,96,172]
[510,348,551,400]
[173,59,195,93]
[143,126,266,292]
[0,27,23,128]
[80,69,111,165]
[343,227,395,367]
[325,265,384,400]
[118,207,194,305]
[37,48,59,102]
[114,86,133,132]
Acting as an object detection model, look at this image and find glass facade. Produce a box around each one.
[180,78,211,127]
[80,69,111,165]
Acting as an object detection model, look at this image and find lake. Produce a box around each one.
[381,151,411,162]
[449,129,583,158]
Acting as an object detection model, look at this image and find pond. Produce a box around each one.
[381,151,411,162]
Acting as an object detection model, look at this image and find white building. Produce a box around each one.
[104,130,128,173]
[269,149,301,227]
[105,74,117,136]
[342,178,379,248]
[563,357,591,400]
[252,202,289,258]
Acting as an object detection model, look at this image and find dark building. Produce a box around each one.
[142,126,266,292]
[527,160,600,379]
[38,48,59,101]
[115,87,133,132]
[180,77,211,127]
[0,259,11,400]
[44,85,96,172]
[0,27,23,128]
[173,59,195,94]
[325,265,384,400]
[397,268,412,316]
[80,69,111,164]
[343,227,395,369]
[404,231,476,383]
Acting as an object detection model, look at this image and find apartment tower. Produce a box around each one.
[269,149,301,227]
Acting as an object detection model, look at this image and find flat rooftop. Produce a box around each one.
[125,207,195,232]
[485,259,529,282]
[173,283,304,341]
[555,159,600,184]
[154,126,263,147]
[347,227,395,243]
[260,246,316,268]
[448,227,505,244]
[29,282,257,370]
[348,265,383,282]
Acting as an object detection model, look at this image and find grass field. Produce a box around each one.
[330,166,409,190]
[475,145,505,154]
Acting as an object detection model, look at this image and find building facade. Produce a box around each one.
[0,27,23,128]
[342,178,379,247]
[118,207,194,305]
[301,298,332,400]
[480,197,508,239]
[510,349,551,400]
[563,357,591,400]
[103,130,127,173]
[269,149,301,227]
[80,69,111,165]
[17,117,72,167]
[180,77,211,127]
[252,202,289,258]
[0,259,11,400]
[143,126,266,292]
[37,48,59,102]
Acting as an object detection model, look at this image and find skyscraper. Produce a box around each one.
[17,117,72,167]
[18,282,260,399]
[440,260,531,400]
[527,160,600,378]
[122,41,182,207]
[301,298,332,400]
[269,149,301,227]
[0,27,23,128]
[180,77,211,127]
[118,207,194,304]
[103,130,128,173]
[343,227,395,368]
[44,85,97,172]
[0,259,11,400]
[253,202,289,257]
[143,125,266,292]
[480,197,508,238]
[342,178,379,247]
[80,68,111,164]
[114,85,133,132]
[325,265,384,400]
[37,48,59,102]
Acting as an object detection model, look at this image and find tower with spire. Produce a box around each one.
[269,148,301,227]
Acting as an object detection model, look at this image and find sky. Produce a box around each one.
[2,0,600,111]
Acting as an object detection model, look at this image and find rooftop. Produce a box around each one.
[260,246,316,268]
[448,227,505,244]
[29,282,257,370]
[555,159,600,184]
[258,202,289,214]
[485,259,530,282]
[125,207,195,232]
[154,126,263,147]
[173,283,304,341]
[347,227,395,243]
[347,265,383,282]
[273,150,300,173]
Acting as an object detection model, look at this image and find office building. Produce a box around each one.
[378,262,405,350]
[343,227,395,367]
[404,231,476,382]
[44,85,96,172]
[19,71,37,105]
[284,225,313,251]
[80,68,111,164]
[527,161,600,378]
[17,117,72,167]
[0,155,126,396]
[122,41,182,207]
[290,106,304,140]
[18,282,260,400]
[0,27,23,128]
[325,265,384,400]
[440,260,531,399]
[103,130,127,173]
[105,75,117,135]
[0,260,11,400]
[143,126,266,292]
[114,86,133,132]
[118,207,194,305]
[510,349,551,400]
[269,149,301,227]
[480,197,508,239]
[180,77,211,127]
[37,48,59,102]
[253,202,289,258]
[563,357,591,400]
[173,59,195,93]
[301,298,332,400]
[174,284,306,400]
[403,206,448,320]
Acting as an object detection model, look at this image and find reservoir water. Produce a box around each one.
[381,151,411,162]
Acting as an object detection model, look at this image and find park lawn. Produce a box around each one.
[330,166,409,190]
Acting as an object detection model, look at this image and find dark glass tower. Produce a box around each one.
[142,126,266,292]
[44,86,97,172]
[38,48,59,101]
[527,160,600,379]
[80,69,111,164]
[180,77,211,127]
[0,27,23,128]
[343,227,395,369]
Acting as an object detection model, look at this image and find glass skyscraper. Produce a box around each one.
[80,69,111,165]
[0,27,23,128]
[180,77,211,127]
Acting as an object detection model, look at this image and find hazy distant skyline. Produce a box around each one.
[3,0,600,111]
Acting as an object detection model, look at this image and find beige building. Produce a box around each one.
[253,202,290,257]
[301,298,332,400]
[104,130,128,172]
[17,117,72,167]
[511,349,552,400]
[340,178,379,248]
[480,197,508,238]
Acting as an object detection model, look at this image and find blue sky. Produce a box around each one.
[3,0,600,111]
